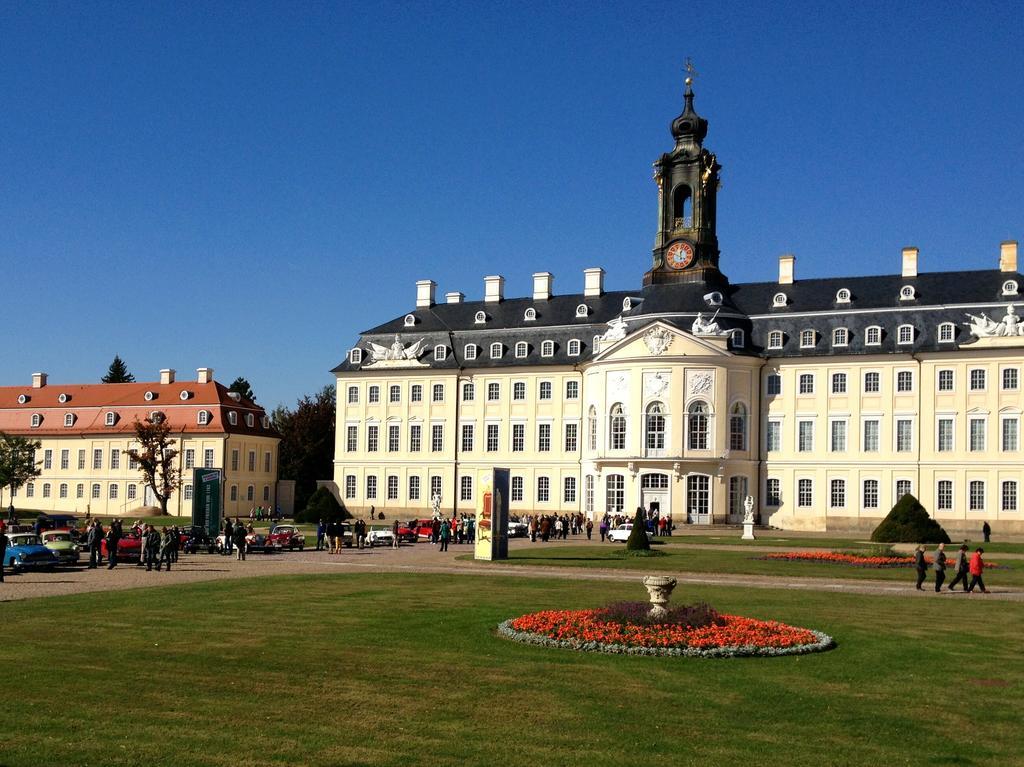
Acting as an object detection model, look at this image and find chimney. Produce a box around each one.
[159,368,176,385]
[484,275,504,303]
[415,279,436,308]
[532,272,553,301]
[778,254,795,285]
[445,291,464,304]
[1001,240,1018,273]
[583,267,605,297]
[196,367,214,384]
[901,246,919,278]
[31,372,47,388]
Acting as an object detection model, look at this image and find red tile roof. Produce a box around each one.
[0,380,279,438]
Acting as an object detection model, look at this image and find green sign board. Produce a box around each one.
[192,468,222,537]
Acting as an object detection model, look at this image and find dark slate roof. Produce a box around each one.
[332,268,1022,371]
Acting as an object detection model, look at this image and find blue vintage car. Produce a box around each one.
[3,533,60,572]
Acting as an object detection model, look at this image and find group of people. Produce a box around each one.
[247,505,282,524]
[914,543,990,594]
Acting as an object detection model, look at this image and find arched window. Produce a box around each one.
[833,327,849,346]
[608,403,626,450]
[464,344,477,360]
[899,285,916,301]
[688,401,710,450]
[800,329,816,348]
[605,474,625,515]
[515,341,528,358]
[672,184,692,227]
[197,410,210,425]
[403,314,416,327]
[772,293,788,307]
[729,403,747,451]
[938,322,955,343]
[645,402,666,454]
[567,339,581,356]
[524,308,536,321]
[575,304,589,318]
[490,343,503,359]
[767,330,783,349]
[462,382,475,401]
[897,324,915,345]
[1003,280,1019,297]
[836,288,851,303]
[587,406,598,451]
[64,413,75,427]
[434,345,447,361]
[474,311,486,324]
[540,340,554,357]
[865,326,882,345]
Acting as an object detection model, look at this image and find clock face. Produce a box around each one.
[665,240,694,270]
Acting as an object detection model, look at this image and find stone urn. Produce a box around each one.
[642,575,678,619]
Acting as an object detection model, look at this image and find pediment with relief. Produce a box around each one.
[593,321,731,362]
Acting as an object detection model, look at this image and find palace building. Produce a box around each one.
[0,368,280,517]
[330,78,1023,535]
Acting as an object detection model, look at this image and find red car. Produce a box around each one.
[395,523,417,544]
[411,519,439,540]
[265,525,306,551]
[101,532,143,561]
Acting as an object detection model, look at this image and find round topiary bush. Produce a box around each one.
[625,507,651,551]
[295,486,351,524]
[870,493,950,544]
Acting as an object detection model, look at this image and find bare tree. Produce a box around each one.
[127,416,181,515]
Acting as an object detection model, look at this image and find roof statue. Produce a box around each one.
[692,310,729,336]
[365,334,428,365]
[966,304,1024,338]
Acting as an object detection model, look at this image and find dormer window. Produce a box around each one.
[897,324,915,345]
[349,348,362,365]
[705,291,723,307]
[262,416,270,429]
[464,344,478,360]
[567,339,581,356]
[767,330,783,349]
[1003,280,1019,297]
[524,308,536,321]
[246,413,255,428]
[58,392,70,404]
[899,285,916,301]
[540,340,554,357]
[730,329,745,349]
[17,394,28,404]
[404,314,416,327]
[773,293,788,307]
[30,413,41,428]
[228,411,238,426]
[622,297,632,311]
[575,304,589,318]
[836,288,851,304]
[833,327,849,347]
[490,342,503,360]
[179,390,192,401]
[105,412,117,427]
[799,329,816,348]
[433,345,447,362]
[144,391,156,401]
[150,411,164,424]
[198,410,211,425]
[64,413,75,427]
[474,311,487,324]
[865,326,882,345]
[515,341,528,358]
[938,322,956,343]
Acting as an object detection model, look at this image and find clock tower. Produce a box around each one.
[643,75,724,287]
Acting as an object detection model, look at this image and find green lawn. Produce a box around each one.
[655,535,1024,554]
[472,545,1024,586]
[4,573,1024,766]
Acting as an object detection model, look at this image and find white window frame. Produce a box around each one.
[474,311,486,324]
[937,369,954,393]
[464,344,478,361]
[832,327,849,347]
[767,330,783,350]
[899,285,916,301]
[540,340,554,358]
[938,322,955,343]
[835,288,851,303]
[434,345,447,361]
[575,304,589,318]
[799,329,816,349]
[514,341,528,358]
[490,342,503,360]
[349,348,362,365]
[897,324,914,345]
[865,326,882,346]
[524,308,536,321]
[567,339,581,356]
[772,293,787,307]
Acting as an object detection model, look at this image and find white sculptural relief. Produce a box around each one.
[602,316,629,343]
[643,371,670,399]
[365,334,429,366]
[643,327,673,355]
[689,371,713,396]
[966,305,1024,338]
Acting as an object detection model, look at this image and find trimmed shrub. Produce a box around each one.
[625,507,651,551]
[296,486,351,524]
[871,493,950,544]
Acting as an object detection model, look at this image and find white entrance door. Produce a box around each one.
[640,473,670,528]
[727,476,748,524]
[686,474,711,524]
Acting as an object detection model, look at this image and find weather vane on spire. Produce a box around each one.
[684,57,698,88]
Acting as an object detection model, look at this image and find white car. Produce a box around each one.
[366,527,395,547]
[607,523,651,543]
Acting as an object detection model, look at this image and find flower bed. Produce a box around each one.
[498,606,834,658]
[760,551,1004,569]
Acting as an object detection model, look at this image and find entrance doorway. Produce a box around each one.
[727,476,748,524]
[686,474,711,524]
[640,473,670,523]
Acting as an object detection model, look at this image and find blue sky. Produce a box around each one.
[2,1,1022,409]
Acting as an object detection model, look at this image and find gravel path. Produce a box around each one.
[2,539,1020,603]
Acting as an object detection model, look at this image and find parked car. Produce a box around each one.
[411,519,437,540]
[366,526,394,547]
[507,520,529,538]
[607,524,650,543]
[40,529,81,565]
[36,513,81,533]
[266,525,305,550]
[2,533,60,571]
[394,523,417,544]
[216,531,282,554]
[101,532,143,561]
[178,525,216,554]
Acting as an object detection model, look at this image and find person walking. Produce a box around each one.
[316,519,325,551]
[914,545,927,590]
[87,520,104,568]
[392,519,400,549]
[157,527,174,571]
[0,520,7,582]
[439,519,451,552]
[968,548,989,593]
[233,523,247,561]
[106,520,121,569]
[223,518,234,556]
[599,517,608,543]
[948,544,970,592]
[982,521,991,543]
[933,542,947,592]
[585,519,593,541]
[529,516,537,543]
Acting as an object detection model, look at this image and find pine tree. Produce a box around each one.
[228,376,256,402]
[102,355,135,383]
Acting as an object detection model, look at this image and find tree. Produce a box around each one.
[101,355,136,383]
[126,417,182,515]
[273,385,336,514]
[296,486,350,523]
[871,493,951,544]
[626,507,651,551]
[228,377,256,402]
[0,433,42,508]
